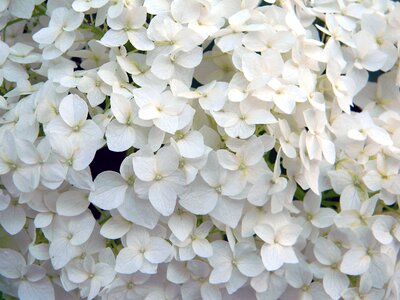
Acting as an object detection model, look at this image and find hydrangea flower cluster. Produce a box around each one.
[0,0,400,299]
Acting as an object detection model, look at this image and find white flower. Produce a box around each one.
[253,78,306,114]
[72,0,108,12]
[115,227,172,274]
[67,255,115,300]
[170,220,213,261]
[179,152,245,227]
[340,228,392,288]
[313,237,349,299]
[32,7,84,59]
[371,215,400,245]
[295,190,336,241]
[0,189,26,235]
[363,154,400,195]
[133,146,185,216]
[170,128,206,159]
[105,93,150,152]
[0,248,55,300]
[133,87,195,134]
[214,9,263,53]
[47,213,96,269]
[208,241,264,294]
[212,99,276,139]
[254,212,302,271]
[100,6,154,50]
[45,94,104,149]
[301,108,336,164]
[216,137,266,184]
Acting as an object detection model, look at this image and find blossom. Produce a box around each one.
[115,227,172,274]
[254,212,302,271]
[32,7,84,59]
[132,146,185,216]
[0,1,400,299]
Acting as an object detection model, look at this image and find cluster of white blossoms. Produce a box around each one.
[0,0,400,299]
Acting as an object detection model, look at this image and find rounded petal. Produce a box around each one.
[56,190,89,217]
[179,180,218,215]
[148,181,177,216]
[168,212,195,242]
[323,270,349,300]
[144,238,172,263]
[340,249,370,275]
[192,238,213,258]
[115,247,143,274]
[0,248,25,279]
[89,171,128,210]
[236,253,264,277]
[59,94,88,127]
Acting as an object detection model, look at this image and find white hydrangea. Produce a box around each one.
[0,0,399,299]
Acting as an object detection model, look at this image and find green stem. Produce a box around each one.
[105,97,111,110]
[321,199,340,208]
[294,187,305,200]
[99,214,111,225]
[80,23,104,38]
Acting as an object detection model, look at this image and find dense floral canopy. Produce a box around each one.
[0,0,399,299]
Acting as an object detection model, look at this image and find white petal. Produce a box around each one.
[323,270,349,300]
[237,253,264,277]
[254,224,275,244]
[100,217,131,239]
[100,30,128,47]
[179,180,218,214]
[210,196,244,228]
[313,237,341,266]
[260,244,284,271]
[340,249,370,275]
[94,263,115,285]
[127,28,154,51]
[363,171,382,191]
[69,214,96,246]
[132,156,156,182]
[49,239,80,269]
[148,181,177,216]
[18,278,55,300]
[217,150,239,170]
[89,171,127,210]
[115,247,143,274]
[209,264,233,284]
[1,204,26,235]
[0,248,25,279]
[175,47,203,69]
[371,216,395,245]
[201,283,222,300]
[174,131,205,159]
[145,238,171,263]
[118,195,160,230]
[192,238,213,258]
[67,264,89,284]
[34,213,53,229]
[151,54,175,80]
[367,126,393,146]
[246,109,277,125]
[33,27,61,45]
[276,224,302,246]
[13,166,40,192]
[55,31,75,53]
[168,212,195,242]
[312,208,336,228]
[56,190,89,217]
[110,93,132,124]
[59,94,88,127]
[156,146,180,175]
